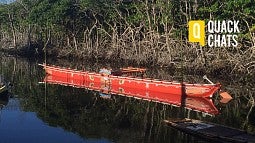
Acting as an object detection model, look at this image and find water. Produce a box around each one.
[0,99,97,143]
[0,54,254,143]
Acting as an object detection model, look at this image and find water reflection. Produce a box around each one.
[0,91,9,109]
[0,55,254,143]
[43,74,219,115]
[0,98,112,143]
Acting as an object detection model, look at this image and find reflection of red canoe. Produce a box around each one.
[41,64,221,98]
[43,74,219,115]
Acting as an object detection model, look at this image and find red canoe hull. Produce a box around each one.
[42,64,221,98]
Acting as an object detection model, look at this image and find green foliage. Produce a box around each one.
[0,5,9,29]
[0,0,254,58]
[0,0,254,36]
[198,0,255,32]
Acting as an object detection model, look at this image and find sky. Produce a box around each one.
[0,0,16,4]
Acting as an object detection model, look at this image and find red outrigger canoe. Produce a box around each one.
[40,64,221,98]
[40,64,220,115]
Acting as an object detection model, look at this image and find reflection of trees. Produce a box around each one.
[0,91,9,110]
[27,84,206,143]
[0,55,254,142]
[208,82,255,134]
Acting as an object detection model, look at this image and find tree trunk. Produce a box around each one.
[8,12,16,49]
[73,34,78,51]
[145,0,152,31]
[27,24,31,50]
[67,36,71,47]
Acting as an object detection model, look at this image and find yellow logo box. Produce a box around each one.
[188,20,205,46]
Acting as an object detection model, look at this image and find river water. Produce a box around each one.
[0,54,254,143]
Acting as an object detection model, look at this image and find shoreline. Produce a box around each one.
[0,44,254,86]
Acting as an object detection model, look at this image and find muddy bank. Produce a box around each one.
[0,42,44,58]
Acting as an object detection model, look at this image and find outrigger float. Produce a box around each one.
[39,64,230,115]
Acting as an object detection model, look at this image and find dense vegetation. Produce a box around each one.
[0,0,254,76]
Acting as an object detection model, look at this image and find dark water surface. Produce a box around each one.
[0,54,254,143]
